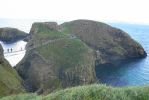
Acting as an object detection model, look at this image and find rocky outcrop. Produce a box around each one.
[0,28,28,43]
[15,22,96,94]
[15,19,146,94]
[0,44,25,97]
[61,20,147,65]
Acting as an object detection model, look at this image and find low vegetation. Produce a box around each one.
[0,61,25,98]
[1,84,149,100]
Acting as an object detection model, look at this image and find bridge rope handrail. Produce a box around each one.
[4,50,26,54]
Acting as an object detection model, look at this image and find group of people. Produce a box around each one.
[7,47,23,53]
[7,48,13,52]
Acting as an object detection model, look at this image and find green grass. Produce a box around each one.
[60,24,73,35]
[29,22,70,48]
[1,84,149,100]
[0,61,25,98]
[37,38,93,69]
[0,94,42,100]
[45,84,149,100]
[32,23,68,40]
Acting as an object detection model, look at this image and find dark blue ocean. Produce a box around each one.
[0,19,149,87]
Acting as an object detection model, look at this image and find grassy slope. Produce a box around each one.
[27,22,69,49]
[32,22,95,73]
[37,38,93,70]
[16,22,96,93]
[0,61,25,98]
[1,84,149,100]
[30,23,68,41]
[36,38,95,88]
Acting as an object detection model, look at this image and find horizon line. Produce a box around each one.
[0,18,149,26]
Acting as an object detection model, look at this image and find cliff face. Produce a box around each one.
[15,20,146,94]
[0,28,28,43]
[0,45,24,97]
[61,20,147,64]
[15,22,96,94]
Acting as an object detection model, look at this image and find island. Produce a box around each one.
[0,28,28,43]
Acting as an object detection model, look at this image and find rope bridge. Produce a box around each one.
[4,49,26,54]
[4,35,77,57]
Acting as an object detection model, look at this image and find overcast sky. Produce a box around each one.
[0,0,149,24]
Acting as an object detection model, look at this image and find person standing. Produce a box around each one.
[11,48,12,52]
[7,49,9,52]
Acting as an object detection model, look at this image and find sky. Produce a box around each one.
[0,0,149,24]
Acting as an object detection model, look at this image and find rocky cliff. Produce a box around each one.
[0,28,28,43]
[61,20,147,65]
[15,20,146,94]
[0,44,24,97]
